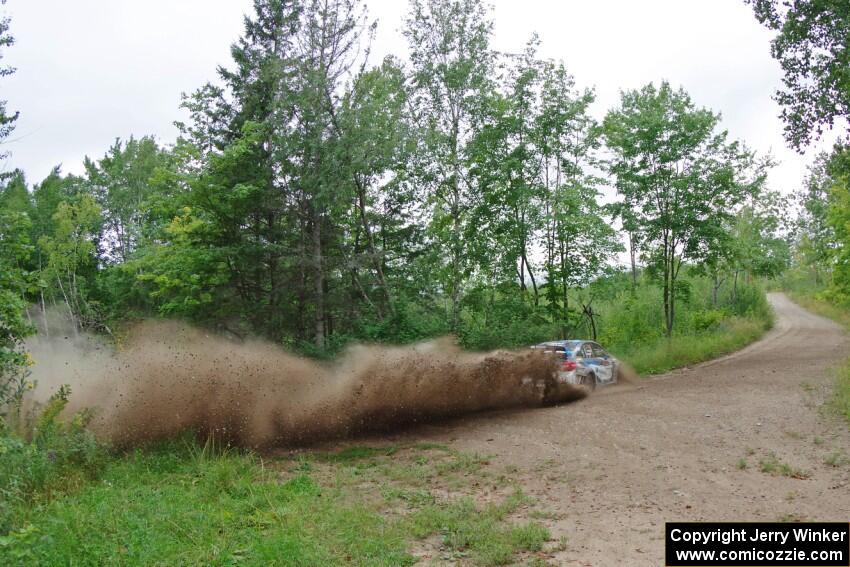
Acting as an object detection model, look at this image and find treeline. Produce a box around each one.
[788,144,850,299]
[2,0,790,370]
[747,0,850,303]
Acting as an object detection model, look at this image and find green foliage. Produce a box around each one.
[747,0,850,150]
[404,0,496,330]
[0,0,18,161]
[0,0,789,367]
[37,191,103,331]
[692,309,725,332]
[0,291,32,415]
[621,316,770,376]
[0,179,35,415]
[84,136,173,263]
[134,206,231,319]
[0,8,32,418]
[790,145,850,307]
[465,39,620,318]
[797,151,838,279]
[732,192,793,280]
[603,81,768,336]
[458,286,557,350]
[0,386,107,535]
[585,274,772,375]
[825,147,850,306]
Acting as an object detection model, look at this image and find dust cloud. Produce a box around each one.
[23,321,584,448]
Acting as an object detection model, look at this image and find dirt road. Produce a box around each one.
[366,293,850,565]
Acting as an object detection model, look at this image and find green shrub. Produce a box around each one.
[0,290,35,420]
[692,309,726,332]
[458,290,557,351]
[619,317,769,375]
[0,385,107,535]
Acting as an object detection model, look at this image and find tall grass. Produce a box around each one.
[590,274,774,375]
[618,317,771,375]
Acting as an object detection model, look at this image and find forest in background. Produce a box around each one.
[1,0,789,383]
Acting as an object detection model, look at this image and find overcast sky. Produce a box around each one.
[1,0,838,194]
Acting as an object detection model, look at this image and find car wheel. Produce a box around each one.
[580,372,596,392]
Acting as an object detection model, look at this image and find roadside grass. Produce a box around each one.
[758,452,810,479]
[833,362,850,424]
[616,316,772,376]
[824,450,849,468]
[0,439,555,566]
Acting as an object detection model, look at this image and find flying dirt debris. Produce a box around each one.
[24,322,586,448]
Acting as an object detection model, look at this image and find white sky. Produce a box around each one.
[1,0,839,194]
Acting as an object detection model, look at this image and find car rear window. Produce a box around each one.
[540,346,567,359]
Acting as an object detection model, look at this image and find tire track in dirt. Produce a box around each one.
[350,293,850,565]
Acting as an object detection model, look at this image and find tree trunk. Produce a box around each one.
[732,270,739,304]
[40,291,49,339]
[662,236,673,338]
[311,212,325,349]
[56,276,79,338]
[663,279,671,338]
[355,177,393,315]
[583,303,597,341]
[712,273,719,307]
[524,252,539,306]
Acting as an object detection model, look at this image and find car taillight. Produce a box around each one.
[562,360,577,371]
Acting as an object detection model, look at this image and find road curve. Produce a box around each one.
[365,293,850,565]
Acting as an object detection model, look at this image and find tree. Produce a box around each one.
[84,137,170,263]
[535,60,619,330]
[603,82,765,336]
[0,2,32,414]
[462,37,619,337]
[467,38,545,303]
[0,0,17,169]
[38,193,102,335]
[747,0,850,150]
[796,151,838,282]
[0,175,35,413]
[824,145,850,304]
[144,0,387,347]
[404,0,496,330]
[336,57,413,321]
[732,191,793,294]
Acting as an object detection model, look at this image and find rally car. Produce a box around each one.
[531,340,619,391]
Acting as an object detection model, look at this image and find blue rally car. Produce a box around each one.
[531,340,619,391]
